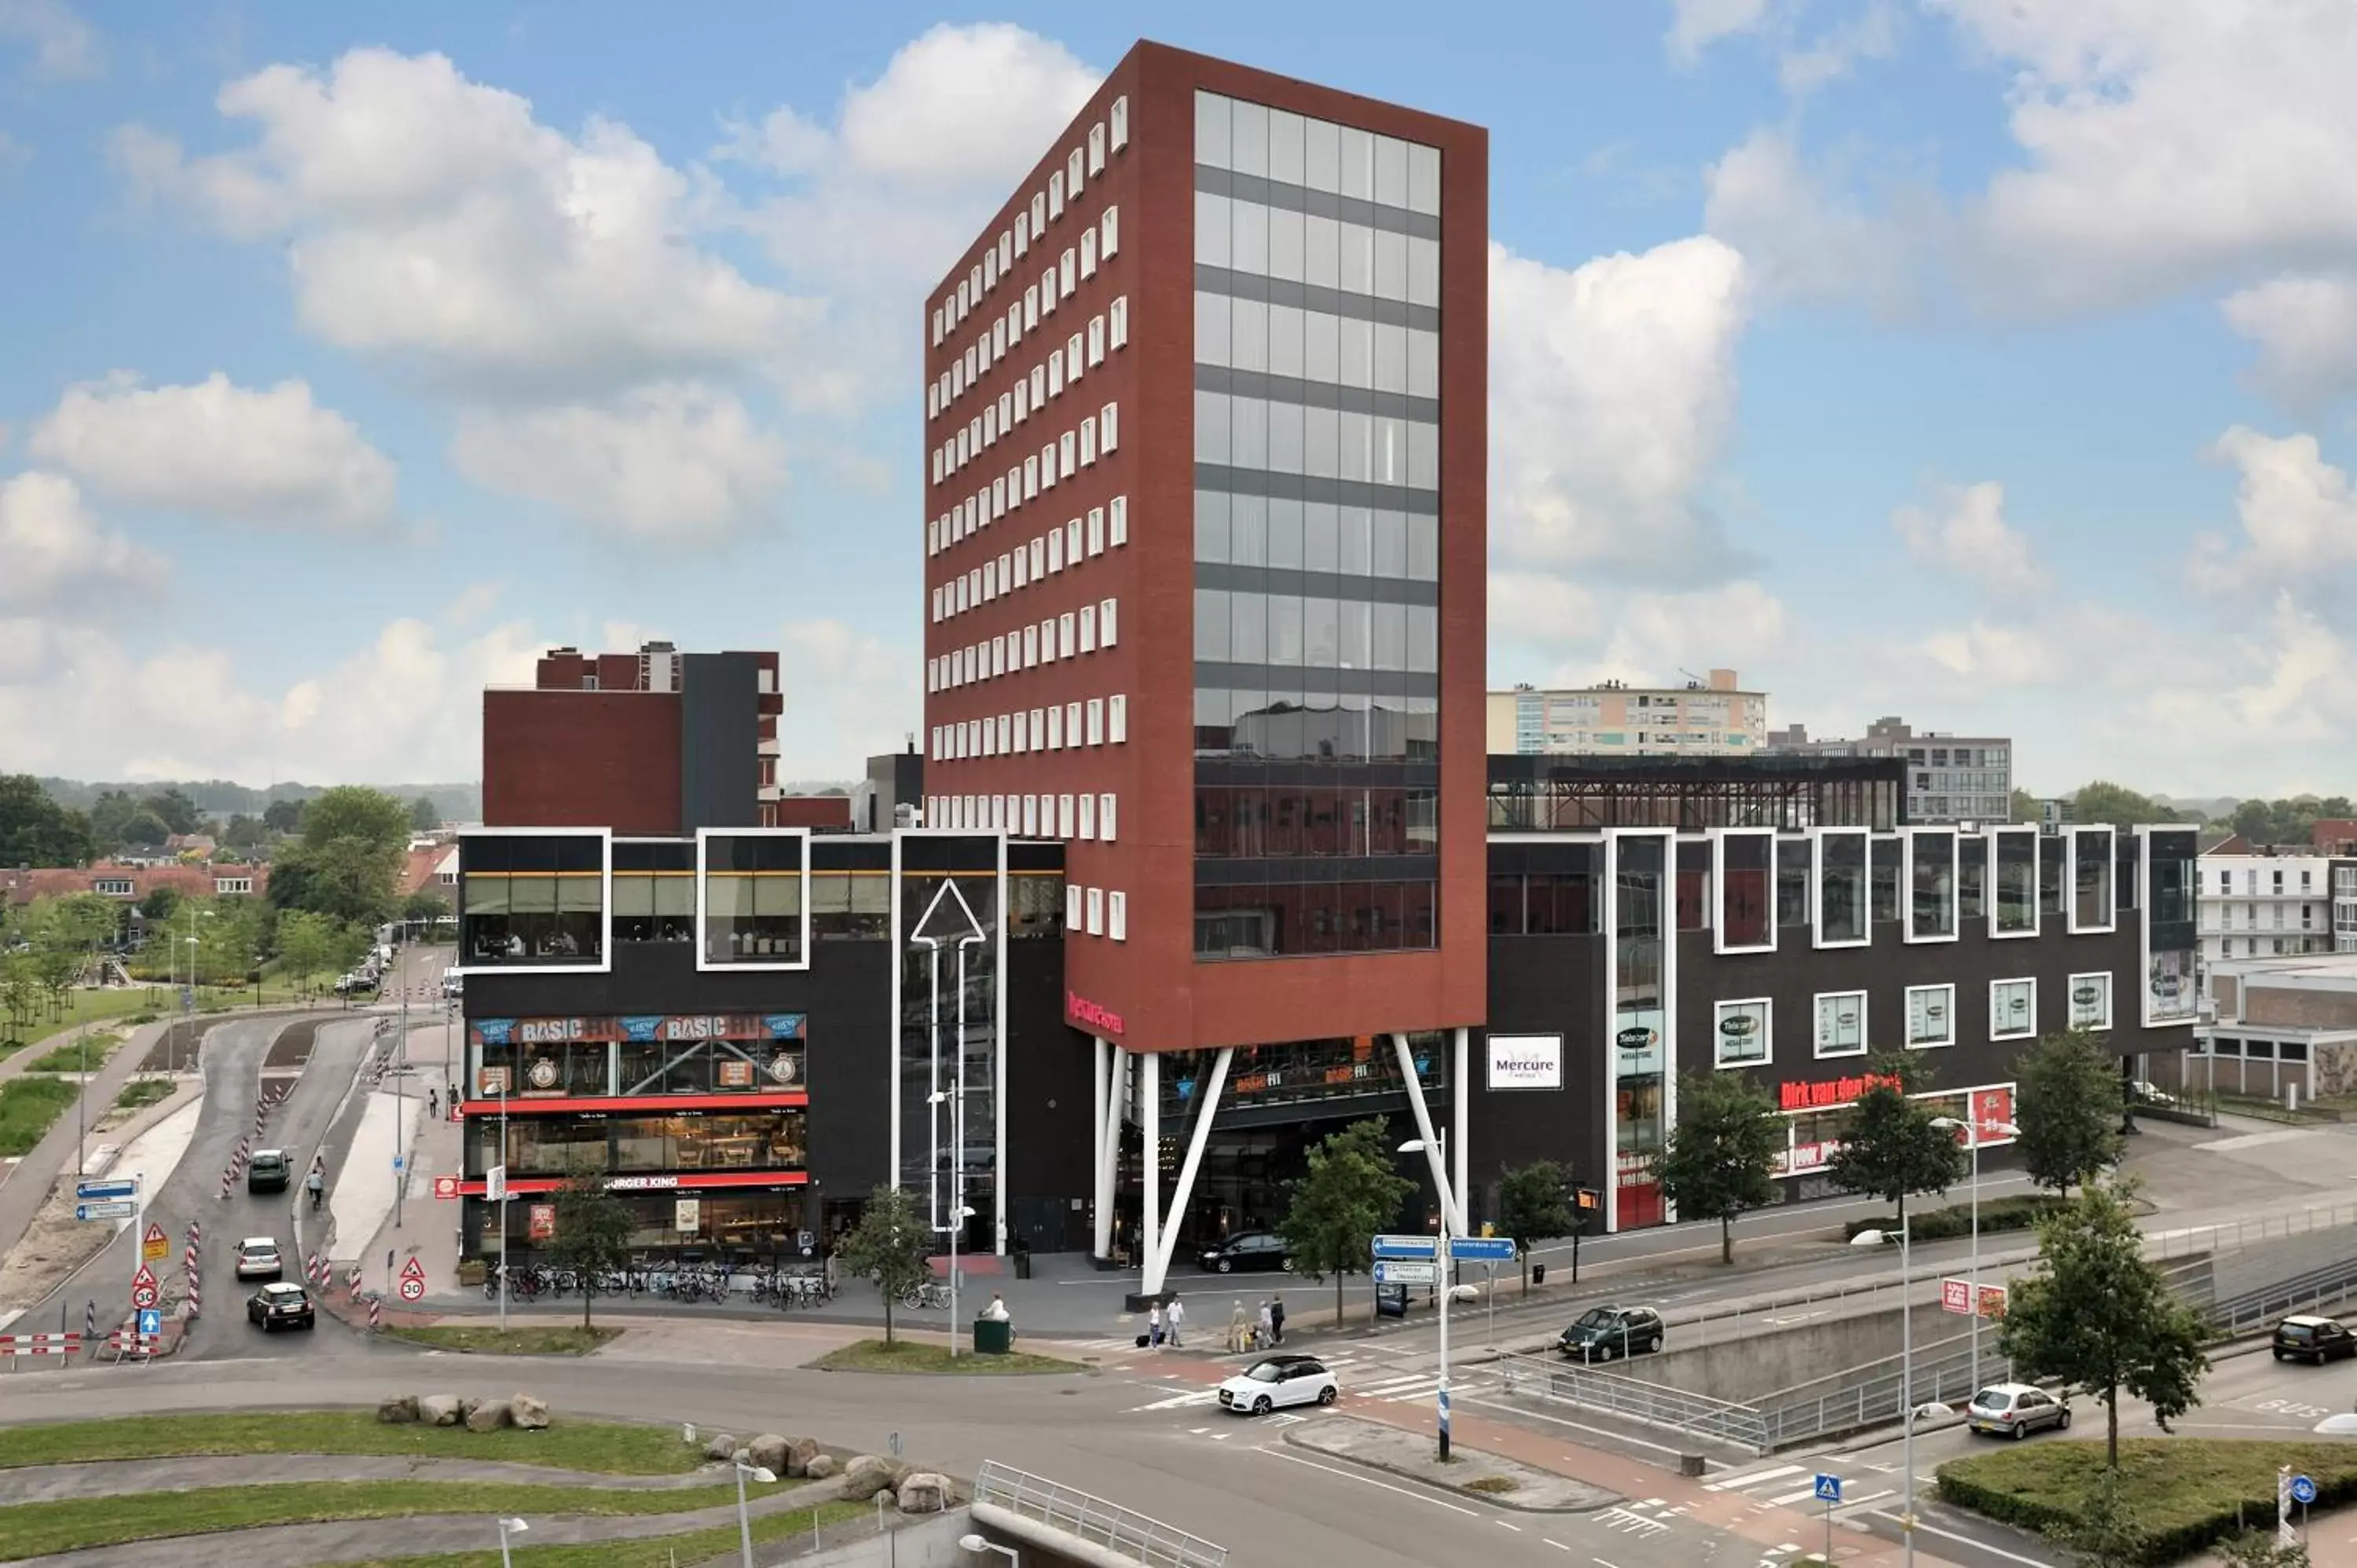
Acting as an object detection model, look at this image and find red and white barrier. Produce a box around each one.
[367,1293,383,1332]
[346,1263,362,1299]
[0,1332,80,1359]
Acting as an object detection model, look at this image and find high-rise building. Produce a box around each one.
[1489,670,1765,757]
[1767,716,2013,824]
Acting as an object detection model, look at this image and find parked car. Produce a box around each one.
[1966,1383,2072,1439]
[247,1280,314,1332]
[233,1236,284,1281]
[1218,1355,1338,1416]
[247,1149,290,1193]
[2275,1315,2357,1364]
[1200,1232,1292,1274]
[1557,1305,1664,1362]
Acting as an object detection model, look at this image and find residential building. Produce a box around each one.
[2198,849,2332,980]
[1486,671,1766,757]
[1767,716,2012,824]
[1,862,269,908]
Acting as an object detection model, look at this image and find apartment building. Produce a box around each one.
[2200,849,2333,972]
[1767,716,2012,825]
[1487,670,1766,757]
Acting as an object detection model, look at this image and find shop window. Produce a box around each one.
[698,831,808,969]
[1714,998,1771,1068]
[1814,991,1867,1058]
[1776,838,1811,929]
[1717,831,1772,951]
[460,832,606,967]
[2068,971,2113,1031]
[1959,837,1987,921]
[2040,834,2066,918]
[1991,977,2036,1041]
[1908,829,1957,941]
[808,870,890,940]
[2071,826,2115,932]
[610,841,695,943]
[1992,828,2039,935]
[1870,837,1901,927]
[1676,840,1710,932]
[1904,983,1956,1050]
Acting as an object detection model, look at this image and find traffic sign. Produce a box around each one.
[130,1283,159,1311]
[2292,1474,2319,1506]
[1374,1260,1440,1286]
[75,1200,135,1222]
[431,1175,460,1200]
[1448,1236,1516,1263]
[401,1257,424,1281]
[137,1308,162,1337]
[1814,1474,1843,1504]
[398,1277,426,1302]
[75,1179,135,1201]
[1372,1233,1441,1261]
[141,1222,169,1262]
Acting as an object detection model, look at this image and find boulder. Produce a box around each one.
[746,1434,790,1475]
[705,1434,739,1462]
[457,1397,482,1422]
[376,1395,420,1424]
[419,1394,463,1427]
[508,1393,550,1431]
[839,1453,897,1500]
[783,1436,821,1477]
[897,1472,951,1514]
[466,1399,512,1433]
[803,1453,840,1480]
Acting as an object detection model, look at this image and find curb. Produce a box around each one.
[1280,1417,1623,1514]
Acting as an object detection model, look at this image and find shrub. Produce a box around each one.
[1843,1193,2069,1243]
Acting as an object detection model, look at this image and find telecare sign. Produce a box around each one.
[1066,991,1124,1036]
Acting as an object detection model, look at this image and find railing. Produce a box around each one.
[2146,1200,2357,1261]
[2208,1254,2357,1337]
[1494,1349,1769,1451]
[1757,1331,2007,1449]
[973,1460,1228,1568]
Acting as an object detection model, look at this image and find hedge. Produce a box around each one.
[1841,1193,2069,1244]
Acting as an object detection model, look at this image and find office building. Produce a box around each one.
[1488,671,1766,757]
[1767,716,2012,825]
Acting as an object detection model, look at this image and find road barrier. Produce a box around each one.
[972,1460,1226,1568]
[0,1332,81,1367]
[367,1293,383,1332]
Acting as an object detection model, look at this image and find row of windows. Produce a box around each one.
[929,405,1123,554]
[1193,588,1436,672]
[1069,884,1126,942]
[935,196,1121,415]
[1194,91,1441,217]
[929,600,1121,691]
[2203,903,2322,929]
[1193,691,1440,764]
[1197,492,1439,581]
[1197,390,1436,490]
[2212,866,2322,894]
[1197,294,1439,397]
[1194,881,1439,958]
[1710,973,2117,1069]
[1193,784,1437,859]
[930,694,1130,760]
[930,291,1129,460]
[933,95,1127,347]
[923,789,1119,846]
[1196,193,1440,309]
[933,505,1125,619]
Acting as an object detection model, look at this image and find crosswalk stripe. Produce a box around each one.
[1706,1463,1804,1492]
[1765,1486,1827,1507]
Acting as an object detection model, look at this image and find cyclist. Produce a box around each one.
[306,1162,325,1213]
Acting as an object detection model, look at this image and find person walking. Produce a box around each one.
[1270,1292,1286,1346]
[427,1086,438,1119]
[1258,1299,1274,1350]
[1228,1299,1249,1353]
[1148,1300,1165,1348]
[1165,1293,1186,1349]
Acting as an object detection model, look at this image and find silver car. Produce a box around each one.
[233,1236,284,1281]
[1967,1382,2071,1439]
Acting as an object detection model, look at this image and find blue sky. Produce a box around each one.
[2,1,2354,797]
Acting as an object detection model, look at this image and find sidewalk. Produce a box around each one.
[334,1026,456,1306]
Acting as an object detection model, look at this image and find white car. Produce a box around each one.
[1217,1355,1338,1416]
[233,1236,284,1280]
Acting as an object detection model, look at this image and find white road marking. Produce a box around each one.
[1863,1510,2059,1566]
[1497,1519,1523,1532]
[1708,1464,1805,1492]
[1258,1445,1479,1515]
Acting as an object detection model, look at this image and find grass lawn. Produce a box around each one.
[334,1501,870,1567]
[113,1078,176,1112]
[0,1411,702,1476]
[0,1475,820,1559]
[0,1075,80,1157]
[387,1324,621,1356]
[810,1338,1084,1376]
[1938,1438,2357,1563]
[21,1032,126,1073]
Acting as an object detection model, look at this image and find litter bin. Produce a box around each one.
[1531,1262,1546,1286]
[1376,1284,1409,1319]
[1014,1243,1033,1280]
[973,1318,1014,1355]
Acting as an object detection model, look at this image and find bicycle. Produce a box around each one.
[897,1280,951,1310]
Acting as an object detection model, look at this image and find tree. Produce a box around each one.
[141,885,182,928]
[1657,1072,1784,1264]
[836,1184,935,1346]
[116,808,173,851]
[274,910,340,995]
[408,795,442,833]
[267,786,409,927]
[1279,1118,1415,1327]
[2069,781,2179,826]
[1495,1160,1575,1294]
[545,1169,632,1332]
[1824,1054,1967,1234]
[0,775,93,866]
[2014,1029,2124,1199]
[300,786,411,852]
[140,788,202,836]
[2009,786,2039,824]
[261,797,306,834]
[2233,797,2279,844]
[401,889,453,928]
[222,813,266,852]
[0,956,41,1046]
[1997,1177,2208,1469]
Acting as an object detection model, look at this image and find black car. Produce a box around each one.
[247,1149,290,1193]
[2275,1315,2357,1364]
[1200,1233,1292,1274]
[1558,1305,1664,1362]
[247,1281,315,1332]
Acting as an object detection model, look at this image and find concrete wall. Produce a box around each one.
[793,1508,973,1567]
[1625,1299,1964,1405]
[2212,1222,2357,1304]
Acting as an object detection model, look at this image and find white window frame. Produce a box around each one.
[1066,517,1083,560]
[1100,402,1119,452]
[2067,971,2114,1032]
[1081,229,1098,278]
[1904,826,1961,946]
[1109,693,1127,742]
[1059,612,1076,658]
[1714,997,1772,1070]
[1047,705,1064,749]
[1101,793,1117,842]
[1066,884,1083,928]
[1049,170,1065,218]
[1061,247,1076,297]
[1109,889,1127,941]
[691,826,812,975]
[1109,495,1128,546]
[1086,698,1104,746]
[1023,795,1039,836]
[1111,95,1129,152]
[1047,529,1064,573]
[1089,122,1106,174]
[1713,827,1777,955]
[1087,314,1105,366]
[1100,597,1119,646]
[1014,211,1029,256]
[1058,793,1075,837]
[1990,824,2041,940]
[1078,792,1096,840]
[1079,604,1097,652]
[1086,885,1103,936]
[1990,976,2038,1042]
[1109,296,1129,350]
[1904,983,1957,1050]
[1813,990,1868,1059]
[1060,430,1077,477]
[1067,146,1084,195]
[2069,825,2117,934]
[1102,205,1120,258]
[1031,192,1047,235]
[1087,507,1105,555]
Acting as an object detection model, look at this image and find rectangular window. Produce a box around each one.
[1087,314,1105,366]
[1908,829,1958,941]
[1871,837,1902,925]
[1991,977,2037,1041]
[698,830,806,969]
[1059,612,1076,658]
[1814,991,1868,1058]
[1086,885,1103,936]
[1032,192,1047,234]
[1959,838,1987,921]
[1110,295,1129,350]
[1047,529,1064,572]
[2071,826,2116,932]
[1068,145,1083,195]
[1993,828,2039,936]
[1109,693,1127,742]
[1081,229,1098,278]
[1717,831,1773,951]
[1023,455,1039,500]
[1905,984,1956,1050]
[1049,354,1064,397]
[1013,710,1028,751]
[1087,507,1105,555]
[1060,430,1076,477]
[1110,495,1128,545]
[1039,615,1055,661]
[1078,792,1096,840]
[1061,248,1076,296]
[1101,793,1117,841]
[1101,402,1119,452]
[1089,121,1105,174]
[1049,169,1065,218]
[1065,517,1083,560]
[1029,705,1043,743]
[1047,705,1063,749]
[1714,998,1772,1068]
[1080,604,1097,651]
[1087,698,1104,745]
[1777,837,1811,929]
[1015,211,1028,256]
[1058,793,1075,837]
[1100,597,1118,646]
[2068,971,2113,1031]
[1021,624,1038,665]
[1066,883,1083,927]
[1109,889,1127,941]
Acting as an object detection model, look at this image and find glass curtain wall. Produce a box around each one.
[1612,835,1669,1229]
[1193,90,1442,959]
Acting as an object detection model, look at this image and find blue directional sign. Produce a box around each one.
[75,1179,136,1201]
[1372,1233,1441,1261]
[1814,1474,1842,1504]
[1448,1236,1517,1263]
[2292,1475,2318,1506]
[136,1308,162,1337]
[75,1200,136,1222]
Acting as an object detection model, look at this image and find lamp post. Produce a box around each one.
[493,1086,510,1332]
[931,1090,975,1357]
[1933,1111,2021,1395]
[1400,1130,1453,1462]
[732,1457,777,1567]
[494,1516,527,1567]
[1854,1224,1952,1567]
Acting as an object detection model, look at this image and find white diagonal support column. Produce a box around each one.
[1391,1032,1461,1232]
[1140,1052,1160,1285]
[1146,1047,1233,1294]
[1453,1027,1470,1229]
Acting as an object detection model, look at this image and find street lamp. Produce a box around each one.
[733,1458,777,1567]
[1399,1132,1466,1462]
[1932,1112,2020,1396]
[494,1517,527,1567]
[959,1534,1021,1562]
[1853,1224,1930,1566]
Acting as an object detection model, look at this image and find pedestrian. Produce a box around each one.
[1148,1300,1164,1348]
[428,1086,438,1119]
[1165,1293,1186,1349]
[1258,1299,1274,1349]
[981,1291,1010,1321]
[306,1165,324,1213]
[1270,1292,1286,1346]
[1228,1299,1249,1353]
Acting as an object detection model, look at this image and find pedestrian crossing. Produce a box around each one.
[1703,1459,1900,1516]
[1120,1349,1464,1415]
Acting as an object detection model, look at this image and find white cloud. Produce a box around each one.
[1492,570,1787,691]
[1780,0,1898,94]
[2221,273,2357,408]
[2190,427,2357,606]
[1892,481,2046,596]
[0,471,164,606]
[449,384,786,546]
[1666,0,1776,64]
[1488,236,1752,583]
[28,372,396,532]
[0,0,97,79]
[114,48,813,395]
[1703,129,1921,311]
[834,23,1098,189]
[1917,620,2055,687]
[772,618,921,781]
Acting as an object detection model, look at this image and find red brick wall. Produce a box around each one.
[482,690,681,835]
[769,796,853,830]
[2243,982,2357,1031]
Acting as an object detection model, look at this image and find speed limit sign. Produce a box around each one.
[398,1276,425,1302]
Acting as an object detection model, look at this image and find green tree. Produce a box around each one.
[1657,1072,1784,1264]
[2014,1028,2124,1199]
[1824,1054,1967,1235]
[0,955,42,1045]
[267,786,409,927]
[116,808,173,851]
[1278,1118,1416,1327]
[1997,1177,2208,1469]
[407,795,442,832]
[222,813,266,852]
[34,893,122,954]
[835,1184,935,1346]
[2009,786,2039,824]
[301,786,411,852]
[141,885,182,927]
[1495,1160,1575,1294]
[140,788,202,836]
[261,797,306,834]
[2232,798,2278,844]
[192,898,261,986]
[0,775,93,866]
[546,1168,632,1332]
[401,889,453,929]
[273,910,341,995]
[2069,781,2179,826]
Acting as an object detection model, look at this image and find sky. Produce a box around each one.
[2,2,2355,798]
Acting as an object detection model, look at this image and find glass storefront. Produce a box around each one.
[896,837,1002,1252]
[1612,834,1668,1228]
[478,1111,807,1176]
[471,1188,809,1264]
[471,1014,808,1101]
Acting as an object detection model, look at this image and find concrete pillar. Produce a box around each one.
[1091,1037,1113,1259]
[1141,1052,1160,1283]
